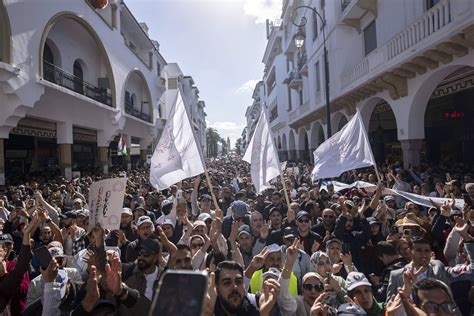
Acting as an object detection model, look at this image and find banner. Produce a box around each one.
[312,111,376,180]
[150,90,205,189]
[88,178,127,231]
[243,109,281,193]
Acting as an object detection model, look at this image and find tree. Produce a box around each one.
[235,138,242,156]
[206,128,221,157]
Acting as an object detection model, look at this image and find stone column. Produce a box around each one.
[124,135,132,170]
[400,139,423,168]
[99,146,109,175]
[57,122,73,179]
[59,144,72,179]
[0,139,5,185]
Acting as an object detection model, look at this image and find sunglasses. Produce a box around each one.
[421,302,458,314]
[191,243,204,249]
[303,283,324,292]
[298,219,310,223]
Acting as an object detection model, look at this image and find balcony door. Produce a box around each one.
[73,60,84,94]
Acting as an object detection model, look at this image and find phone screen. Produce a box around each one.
[150,271,208,316]
[34,246,52,270]
[342,243,351,254]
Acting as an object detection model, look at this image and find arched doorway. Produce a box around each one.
[368,99,399,164]
[424,66,474,163]
[288,130,296,161]
[73,60,84,93]
[281,133,288,161]
[332,112,349,134]
[297,128,310,162]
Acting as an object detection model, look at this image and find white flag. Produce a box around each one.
[150,90,205,189]
[243,109,281,193]
[312,111,375,180]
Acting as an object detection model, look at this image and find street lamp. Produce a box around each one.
[291,6,332,138]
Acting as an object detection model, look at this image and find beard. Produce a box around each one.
[220,291,244,312]
[137,259,151,271]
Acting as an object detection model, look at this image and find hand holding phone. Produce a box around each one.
[150,271,208,316]
[462,193,472,207]
[34,246,52,270]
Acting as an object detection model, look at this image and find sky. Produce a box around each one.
[126,0,283,147]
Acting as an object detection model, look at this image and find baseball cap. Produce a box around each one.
[266,243,281,254]
[121,207,133,216]
[367,217,381,226]
[63,211,77,219]
[282,226,297,239]
[383,196,395,202]
[232,201,249,216]
[198,213,212,222]
[73,198,83,204]
[193,220,207,228]
[76,210,89,218]
[237,224,251,238]
[0,233,13,244]
[158,218,175,229]
[49,246,64,258]
[161,199,173,209]
[137,237,161,254]
[296,211,310,221]
[337,303,367,315]
[134,205,146,212]
[200,194,212,202]
[346,272,372,291]
[262,267,281,281]
[136,216,153,227]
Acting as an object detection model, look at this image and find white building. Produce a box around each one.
[0,0,173,182]
[243,81,265,153]
[162,63,207,158]
[257,0,474,167]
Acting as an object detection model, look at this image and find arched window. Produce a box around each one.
[43,43,54,65]
[73,60,84,93]
[131,93,137,108]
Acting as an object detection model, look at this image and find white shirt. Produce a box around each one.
[144,266,159,301]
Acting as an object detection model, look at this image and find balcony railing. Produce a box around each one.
[124,98,152,123]
[341,0,352,12]
[269,106,278,123]
[43,60,112,107]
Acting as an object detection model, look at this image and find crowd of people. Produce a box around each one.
[0,156,473,315]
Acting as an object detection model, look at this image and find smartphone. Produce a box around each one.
[149,270,208,316]
[462,194,472,207]
[34,246,52,270]
[342,243,351,254]
[403,229,412,240]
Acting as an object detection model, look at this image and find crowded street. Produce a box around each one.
[1,0,474,315]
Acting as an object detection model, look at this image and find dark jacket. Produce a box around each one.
[334,216,370,269]
[214,295,259,316]
[123,264,162,314]
[372,257,407,302]
[222,215,250,239]
[0,244,31,314]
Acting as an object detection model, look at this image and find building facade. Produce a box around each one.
[255,0,474,168]
[0,0,207,184]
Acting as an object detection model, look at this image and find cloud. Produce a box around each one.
[243,0,283,24]
[207,121,246,146]
[235,79,260,94]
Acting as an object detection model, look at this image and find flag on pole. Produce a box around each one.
[150,90,205,190]
[311,111,375,180]
[243,109,281,193]
[117,134,127,156]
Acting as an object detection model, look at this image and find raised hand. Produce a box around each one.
[285,239,299,265]
[105,255,123,296]
[229,220,239,243]
[259,278,280,316]
[41,259,59,283]
[251,247,269,270]
[203,272,217,316]
[82,265,100,312]
[310,292,329,316]
[260,220,271,240]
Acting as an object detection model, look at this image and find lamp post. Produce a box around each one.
[292,6,332,138]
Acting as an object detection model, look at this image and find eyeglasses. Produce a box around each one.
[303,283,324,292]
[421,302,458,314]
[191,243,204,249]
[298,219,310,224]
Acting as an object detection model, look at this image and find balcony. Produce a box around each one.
[124,98,152,123]
[269,106,278,123]
[288,101,312,128]
[298,52,308,76]
[283,69,303,90]
[339,0,471,91]
[43,61,112,107]
[340,0,377,31]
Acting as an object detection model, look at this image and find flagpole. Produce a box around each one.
[204,170,221,217]
[280,173,291,208]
